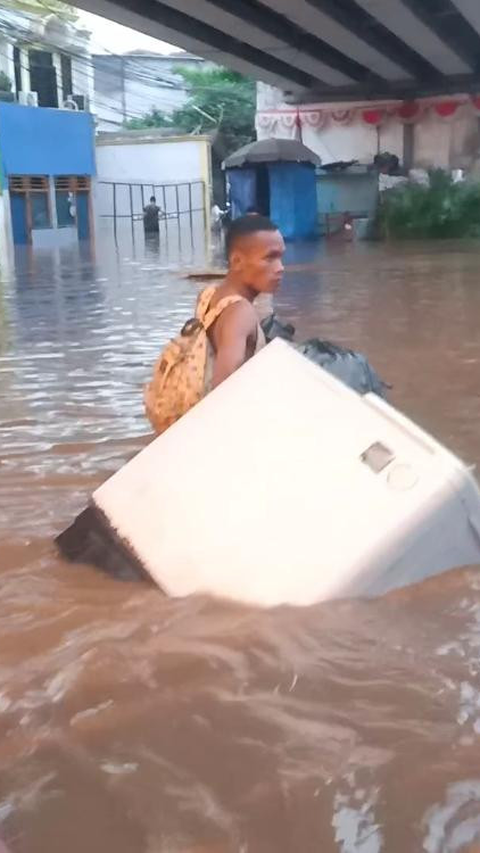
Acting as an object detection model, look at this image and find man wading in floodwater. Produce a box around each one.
[144,214,285,434]
[203,214,285,388]
[143,195,163,234]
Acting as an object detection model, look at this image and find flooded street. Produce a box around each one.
[1,233,480,852]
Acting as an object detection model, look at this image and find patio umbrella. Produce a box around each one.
[223,137,321,169]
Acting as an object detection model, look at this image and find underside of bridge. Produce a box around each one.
[76,0,480,102]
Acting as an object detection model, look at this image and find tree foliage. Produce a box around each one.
[125,66,256,154]
[1,0,77,21]
[379,169,480,239]
[125,109,170,131]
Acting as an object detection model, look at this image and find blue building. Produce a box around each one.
[224,138,319,241]
[316,164,378,236]
[0,103,95,249]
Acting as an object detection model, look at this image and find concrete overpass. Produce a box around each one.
[75,0,480,102]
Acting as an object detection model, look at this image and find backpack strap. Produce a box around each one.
[195,286,217,320]
[196,287,245,332]
[203,295,244,331]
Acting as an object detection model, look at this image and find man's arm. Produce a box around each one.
[210,302,257,389]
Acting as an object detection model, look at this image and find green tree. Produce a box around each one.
[125,108,171,131]
[125,66,256,154]
[379,169,480,239]
[1,0,77,22]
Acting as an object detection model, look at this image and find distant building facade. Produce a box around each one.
[256,83,480,173]
[0,8,93,111]
[93,52,211,132]
[0,102,95,253]
[0,10,97,257]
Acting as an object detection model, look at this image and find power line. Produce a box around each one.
[0,8,276,91]
[0,10,209,96]
[0,9,258,98]
[0,29,215,127]
[0,43,172,123]
[0,31,188,120]
[0,11,256,127]
[0,13,188,96]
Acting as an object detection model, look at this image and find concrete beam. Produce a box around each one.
[354,0,471,75]
[73,0,315,93]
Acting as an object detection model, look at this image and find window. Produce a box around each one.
[29,50,58,108]
[13,47,22,96]
[61,55,73,102]
[54,176,91,227]
[29,176,50,229]
[31,193,50,228]
[56,191,76,227]
[9,175,51,230]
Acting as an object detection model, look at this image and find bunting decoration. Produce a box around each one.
[396,101,423,123]
[256,112,277,130]
[300,110,327,128]
[361,108,386,126]
[330,108,355,125]
[432,100,461,120]
[256,97,474,132]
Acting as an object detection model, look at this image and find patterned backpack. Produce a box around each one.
[144,286,242,435]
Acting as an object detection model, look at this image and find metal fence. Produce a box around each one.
[96,179,208,257]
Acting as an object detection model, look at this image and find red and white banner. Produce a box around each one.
[300,110,327,128]
[256,96,475,132]
[395,101,424,123]
[432,100,461,121]
[330,108,355,125]
[361,108,386,126]
[256,112,277,130]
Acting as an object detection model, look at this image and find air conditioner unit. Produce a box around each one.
[62,96,79,111]
[71,93,89,112]
[18,91,38,107]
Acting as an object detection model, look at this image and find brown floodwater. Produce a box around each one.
[1,235,480,853]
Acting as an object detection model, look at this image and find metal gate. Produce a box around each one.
[97,179,208,257]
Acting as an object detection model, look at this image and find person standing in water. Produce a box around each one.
[242,208,276,321]
[143,195,162,234]
[144,215,285,433]
[203,214,285,389]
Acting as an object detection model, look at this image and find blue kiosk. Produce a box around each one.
[223,137,320,240]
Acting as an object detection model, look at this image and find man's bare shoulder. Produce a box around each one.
[212,298,257,343]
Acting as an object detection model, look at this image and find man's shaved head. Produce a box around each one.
[225,214,278,259]
[224,214,285,296]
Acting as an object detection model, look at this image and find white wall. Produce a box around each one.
[95,136,210,226]
[256,84,480,170]
[94,136,210,259]
[0,193,13,271]
[299,122,404,165]
[255,83,404,163]
[96,137,206,184]
[414,106,479,169]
